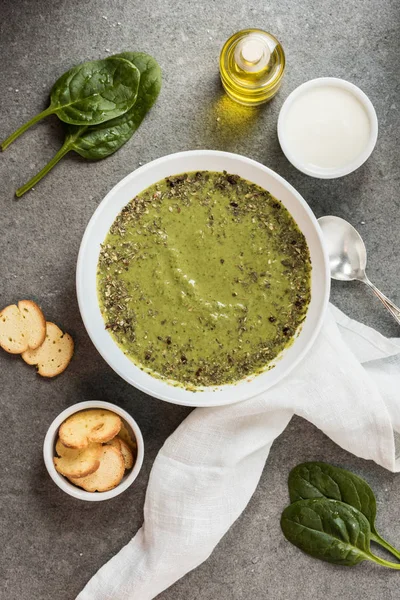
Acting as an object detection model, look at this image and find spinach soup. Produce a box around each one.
[97,171,311,387]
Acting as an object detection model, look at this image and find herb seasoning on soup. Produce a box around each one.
[97,171,311,387]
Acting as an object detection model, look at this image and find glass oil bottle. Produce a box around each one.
[219,29,285,106]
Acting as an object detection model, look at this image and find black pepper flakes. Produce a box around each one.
[250,271,258,282]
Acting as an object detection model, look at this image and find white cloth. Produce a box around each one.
[77,305,400,600]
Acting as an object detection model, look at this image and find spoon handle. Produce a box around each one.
[365,279,400,326]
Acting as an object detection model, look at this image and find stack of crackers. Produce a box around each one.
[0,300,73,377]
[54,409,136,492]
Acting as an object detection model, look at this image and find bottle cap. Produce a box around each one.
[234,35,271,73]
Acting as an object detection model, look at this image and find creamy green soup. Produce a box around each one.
[97,171,311,387]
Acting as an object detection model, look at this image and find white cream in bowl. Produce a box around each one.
[278,78,378,179]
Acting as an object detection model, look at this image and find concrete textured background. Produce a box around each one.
[0,0,399,598]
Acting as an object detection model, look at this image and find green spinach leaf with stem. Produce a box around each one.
[72,52,162,159]
[288,462,400,561]
[15,53,161,197]
[281,498,400,569]
[2,58,140,150]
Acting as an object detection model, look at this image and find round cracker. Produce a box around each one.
[18,300,46,350]
[69,446,125,492]
[0,304,29,354]
[118,438,134,470]
[22,322,74,377]
[59,409,121,449]
[54,438,102,479]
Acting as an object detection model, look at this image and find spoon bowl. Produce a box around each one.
[318,216,367,281]
[319,215,400,326]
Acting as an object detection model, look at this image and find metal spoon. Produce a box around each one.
[318,215,400,325]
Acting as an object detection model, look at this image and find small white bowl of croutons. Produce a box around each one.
[43,401,144,501]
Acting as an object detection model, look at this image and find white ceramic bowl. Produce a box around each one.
[77,150,330,407]
[43,401,144,501]
[277,78,378,179]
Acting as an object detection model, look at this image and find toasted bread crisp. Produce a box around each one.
[118,421,138,452]
[18,300,46,349]
[107,436,134,470]
[107,437,122,450]
[118,438,134,470]
[0,304,29,354]
[0,301,46,354]
[69,445,125,492]
[59,409,121,449]
[54,438,101,479]
[22,322,73,377]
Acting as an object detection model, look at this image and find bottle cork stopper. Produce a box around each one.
[234,35,271,72]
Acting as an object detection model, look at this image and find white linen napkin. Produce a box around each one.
[77,305,400,600]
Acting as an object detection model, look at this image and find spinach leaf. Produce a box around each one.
[281,498,400,569]
[15,53,161,197]
[71,52,161,159]
[2,58,140,150]
[288,462,400,561]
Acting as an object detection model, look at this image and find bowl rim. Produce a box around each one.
[77,150,330,406]
[277,77,378,179]
[43,400,144,502]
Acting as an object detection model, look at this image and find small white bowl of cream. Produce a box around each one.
[277,78,378,178]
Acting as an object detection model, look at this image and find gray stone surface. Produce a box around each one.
[0,0,399,599]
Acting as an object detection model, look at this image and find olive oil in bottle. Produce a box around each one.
[219,29,285,106]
